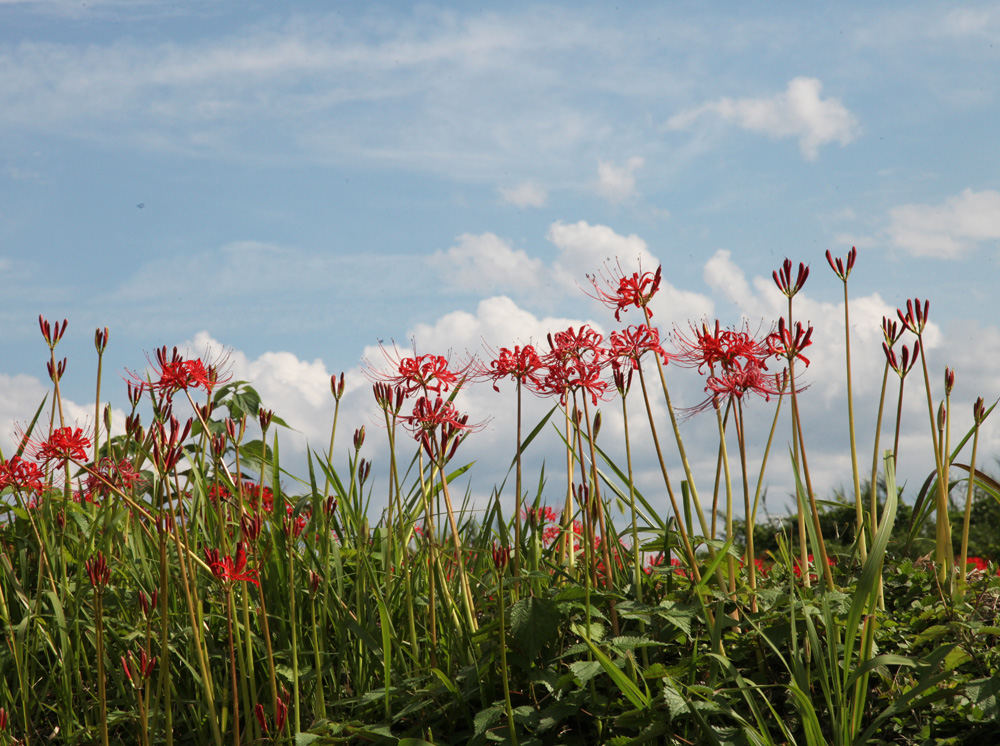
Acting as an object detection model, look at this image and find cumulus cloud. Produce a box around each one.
[886,188,1000,258]
[498,181,547,208]
[429,233,546,294]
[667,77,860,160]
[547,220,658,291]
[595,157,644,203]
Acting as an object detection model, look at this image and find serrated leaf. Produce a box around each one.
[569,660,603,685]
[510,595,561,658]
[474,706,503,736]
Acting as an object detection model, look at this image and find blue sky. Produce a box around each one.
[2,1,1000,517]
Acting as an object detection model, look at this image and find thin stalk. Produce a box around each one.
[839,276,868,561]
[959,414,982,591]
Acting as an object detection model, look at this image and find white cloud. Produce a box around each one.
[887,189,1000,258]
[429,233,546,294]
[498,181,547,208]
[595,157,644,202]
[547,220,658,291]
[667,77,860,160]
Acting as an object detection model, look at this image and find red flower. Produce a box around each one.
[586,261,663,322]
[364,343,470,397]
[673,321,781,415]
[767,317,814,367]
[536,326,610,406]
[0,456,45,493]
[609,325,668,370]
[34,426,91,466]
[826,247,857,282]
[772,259,809,298]
[480,344,545,393]
[86,551,111,587]
[897,298,930,336]
[127,346,232,400]
[204,542,259,586]
[84,457,145,503]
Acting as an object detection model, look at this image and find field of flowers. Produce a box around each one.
[0,250,999,745]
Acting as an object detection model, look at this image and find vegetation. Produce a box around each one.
[0,250,998,745]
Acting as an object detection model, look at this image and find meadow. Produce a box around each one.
[0,250,998,745]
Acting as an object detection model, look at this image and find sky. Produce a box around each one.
[2,0,1000,525]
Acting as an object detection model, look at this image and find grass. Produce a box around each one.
[0,252,999,745]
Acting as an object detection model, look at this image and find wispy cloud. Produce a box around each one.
[887,188,1000,258]
[667,77,860,160]
[498,181,547,208]
[595,157,644,203]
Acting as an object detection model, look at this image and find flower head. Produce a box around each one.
[33,426,91,466]
[364,343,470,397]
[0,456,45,493]
[772,259,809,298]
[585,260,662,321]
[127,346,232,401]
[609,324,667,370]
[479,344,545,393]
[204,542,259,586]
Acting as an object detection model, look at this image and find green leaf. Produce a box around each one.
[569,660,603,685]
[510,595,561,658]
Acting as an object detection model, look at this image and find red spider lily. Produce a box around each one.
[402,396,477,462]
[672,321,771,375]
[0,456,45,493]
[524,505,558,528]
[47,357,67,383]
[95,326,109,354]
[138,589,158,619]
[974,397,990,425]
[897,298,930,335]
[644,553,689,578]
[39,315,68,348]
[86,551,111,587]
[241,512,264,543]
[767,317,814,367]
[548,325,605,364]
[402,396,471,435]
[703,365,784,408]
[884,341,919,379]
[492,544,511,571]
[204,542,259,586]
[254,694,288,736]
[611,363,633,396]
[32,426,91,466]
[826,247,857,282]
[881,316,903,348]
[126,346,232,400]
[792,553,836,581]
[772,259,809,298]
[609,324,668,370]
[944,367,955,395]
[364,343,469,397]
[478,344,545,393]
[83,457,145,503]
[674,321,783,416]
[585,260,663,321]
[121,649,157,686]
[537,355,609,406]
[331,372,346,401]
[285,504,310,539]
